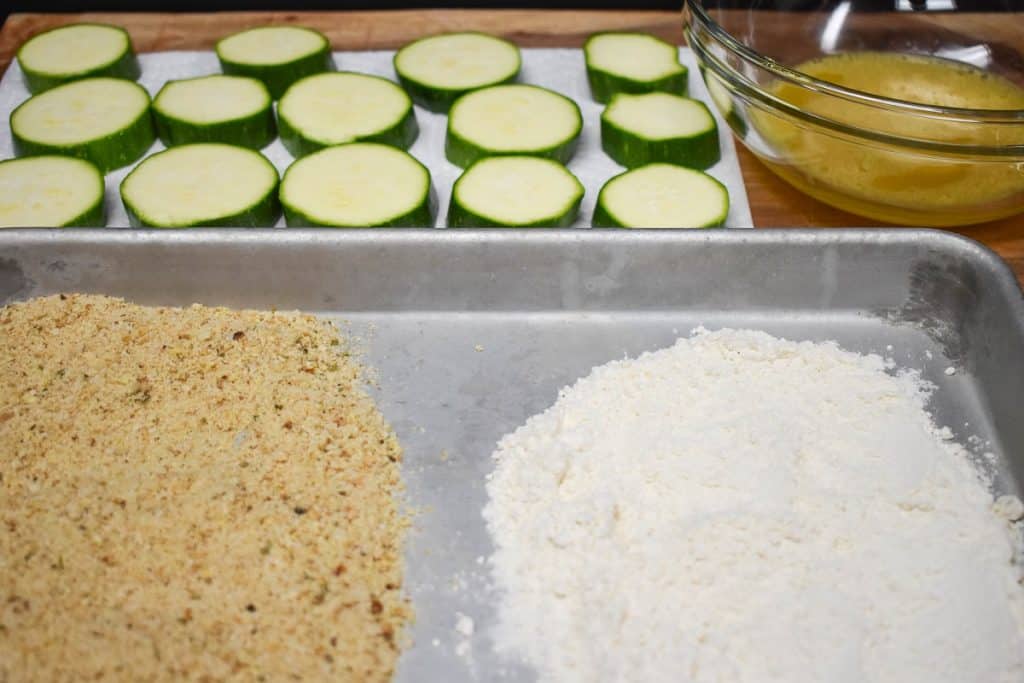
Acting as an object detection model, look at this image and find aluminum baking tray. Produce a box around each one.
[1,228,1022,681]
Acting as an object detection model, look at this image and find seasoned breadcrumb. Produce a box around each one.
[0,294,409,682]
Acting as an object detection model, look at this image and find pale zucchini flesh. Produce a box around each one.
[120,143,280,228]
[601,92,720,169]
[277,72,418,158]
[217,26,325,65]
[394,32,521,112]
[280,143,434,227]
[153,75,275,149]
[17,23,140,94]
[593,163,729,228]
[10,77,154,173]
[584,32,688,103]
[0,156,105,227]
[445,84,582,168]
[216,26,334,99]
[448,156,584,227]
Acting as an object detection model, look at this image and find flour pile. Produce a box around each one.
[483,329,1024,683]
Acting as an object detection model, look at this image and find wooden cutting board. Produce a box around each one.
[2,9,1022,282]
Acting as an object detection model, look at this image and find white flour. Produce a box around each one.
[483,329,1024,683]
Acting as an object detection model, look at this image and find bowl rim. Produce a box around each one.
[685,0,1024,122]
[690,34,1024,157]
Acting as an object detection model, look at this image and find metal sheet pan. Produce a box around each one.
[2,228,1022,681]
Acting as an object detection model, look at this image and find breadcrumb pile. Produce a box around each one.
[0,294,409,682]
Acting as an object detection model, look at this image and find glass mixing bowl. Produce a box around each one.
[684,0,1024,227]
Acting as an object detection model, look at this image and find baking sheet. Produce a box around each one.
[1,228,1021,681]
[0,48,754,229]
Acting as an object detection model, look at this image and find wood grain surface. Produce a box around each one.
[1,9,1022,282]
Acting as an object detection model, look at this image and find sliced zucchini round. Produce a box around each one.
[446,84,582,168]
[0,156,105,227]
[16,23,141,94]
[280,143,434,227]
[394,32,521,113]
[584,32,688,104]
[593,163,729,229]
[448,156,583,228]
[601,92,720,169]
[153,75,275,149]
[277,72,418,158]
[216,26,334,100]
[10,77,154,174]
[120,143,280,228]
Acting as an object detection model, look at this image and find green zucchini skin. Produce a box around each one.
[152,81,276,150]
[593,194,729,229]
[17,24,141,94]
[587,67,689,105]
[447,194,582,227]
[12,111,154,175]
[122,187,281,228]
[10,82,155,174]
[278,104,418,159]
[600,101,720,170]
[397,69,519,113]
[593,199,724,228]
[153,106,276,149]
[699,66,748,137]
[444,121,580,169]
[592,197,628,228]
[589,198,618,228]
[124,192,280,228]
[283,187,436,228]
[72,200,108,227]
[64,178,107,226]
[67,196,107,227]
[217,41,334,100]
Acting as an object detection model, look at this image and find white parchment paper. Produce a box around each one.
[0,47,753,228]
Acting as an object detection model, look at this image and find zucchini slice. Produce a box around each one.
[120,143,280,228]
[446,84,582,168]
[601,92,720,169]
[593,163,729,228]
[10,77,154,174]
[16,23,141,94]
[394,32,521,112]
[448,156,583,228]
[153,75,275,149]
[216,26,334,100]
[277,72,418,158]
[701,67,748,136]
[0,156,105,227]
[584,32,688,104]
[280,143,434,227]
